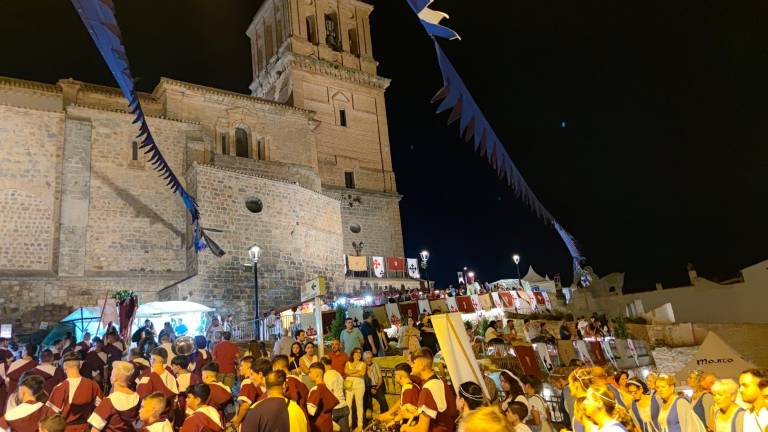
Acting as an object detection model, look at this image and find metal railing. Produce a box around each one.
[230,313,306,342]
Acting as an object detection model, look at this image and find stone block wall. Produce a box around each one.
[174,164,344,321]
[0,105,64,273]
[213,154,322,192]
[322,187,404,258]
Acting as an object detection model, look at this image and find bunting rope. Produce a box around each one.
[70,0,223,256]
[405,0,587,281]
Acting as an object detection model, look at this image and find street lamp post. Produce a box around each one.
[419,250,430,290]
[248,244,262,339]
[513,254,521,281]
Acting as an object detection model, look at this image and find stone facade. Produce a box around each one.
[0,0,405,331]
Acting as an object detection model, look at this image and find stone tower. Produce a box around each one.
[246,0,404,259]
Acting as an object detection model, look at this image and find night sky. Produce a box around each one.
[2,1,766,292]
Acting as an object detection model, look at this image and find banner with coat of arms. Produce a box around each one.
[348,256,368,271]
[372,256,385,278]
[407,258,420,279]
[386,257,405,272]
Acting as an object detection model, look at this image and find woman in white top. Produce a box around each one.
[500,370,528,412]
[344,347,367,431]
[398,317,421,356]
[299,341,319,388]
[583,385,636,432]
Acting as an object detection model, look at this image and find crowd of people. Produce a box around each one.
[1,314,767,432]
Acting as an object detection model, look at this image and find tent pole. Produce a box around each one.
[94,291,110,338]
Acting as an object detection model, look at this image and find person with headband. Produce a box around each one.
[582,385,637,432]
[627,378,658,432]
[687,371,715,430]
[458,406,515,432]
[655,374,706,432]
[0,375,47,432]
[711,379,744,432]
[87,361,140,432]
[456,381,487,419]
[568,368,600,432]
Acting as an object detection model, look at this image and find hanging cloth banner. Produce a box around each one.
[469,294,482,312]
[418,299,432,315]
[499,291,517,309]
[532,291,546,307]
[541,291,553,310]
[627,339,640,367]
[491,292,504,309]
[348,256,368,271]
[457,272,465,284]
[386,257,405,272]
[69,0,222,258]
[557,340,579,366]
[601,340,619,368]
[589,341,607,365]
[446,297,460,313]
[456,296,475,313]
[402,0,585,281]
[385,304,402,327]
[372,257,385,278]
[407,258,421,279]
[574,340,594,366]
[398,301,419,321]
[533,343,554,373]
[513,345,542,378]
[479,294,494,311]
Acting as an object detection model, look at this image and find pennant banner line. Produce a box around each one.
[405,0,586,275]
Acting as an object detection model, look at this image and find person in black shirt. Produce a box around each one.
[417,314,439,356]
[559,320,573,340]
[359,311,380,356]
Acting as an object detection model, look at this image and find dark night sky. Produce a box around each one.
[2,1,767,292]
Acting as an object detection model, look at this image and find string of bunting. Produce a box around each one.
[70,0,222,256]
[405,0,587,281]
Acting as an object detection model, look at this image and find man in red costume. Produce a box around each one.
[136,347,178,419]
[29,349,65,394]
[45,352,103,432]
[180,384,224,432]
[6,343,38,397]
[87,361,140,432]
[401,348,458,432]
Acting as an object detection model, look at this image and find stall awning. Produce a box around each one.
[136,301,214,317]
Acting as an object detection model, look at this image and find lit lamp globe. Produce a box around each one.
[512,254,520,265]
[419,250,430,262]
[248,245,262,264]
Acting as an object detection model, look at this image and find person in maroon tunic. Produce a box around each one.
[135,348,177,420]
[378,362,421,426]
[270,355,309,410]
[401,349,458,432]
[29,350,65,395]
[199,364,232,415]
[45,352,103,432]
[101,335,123,366]
[0,375,47,432]
[170,356,202,430]
[87,361,140,432]
[79,341,107,391]
[180,385,224,432]
[127,349,149,392]
[189,338,210,381]
[231,357,270,429]
[307,362,339,432]
[138,392,172,432]
[6,343,38,397]
[75,334,91,356]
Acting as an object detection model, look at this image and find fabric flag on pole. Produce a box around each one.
[457,272,465,284]
[491,292,504,309]
[446,297,459,313]
[407,258,421,279]
[348,256,368,271]
[372,257,385,278]
[418,299,432,315]
[385,304,402,327]
[386,257,405,272]
[97,298,119,328]
[431,313,491,398]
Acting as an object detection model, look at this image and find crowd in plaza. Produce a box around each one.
[0,310,766,432]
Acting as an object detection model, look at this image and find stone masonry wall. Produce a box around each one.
[0,105,64,273]
[174,164,344,321]
[323,187,404,258]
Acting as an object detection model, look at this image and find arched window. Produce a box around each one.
[235,127,250,158]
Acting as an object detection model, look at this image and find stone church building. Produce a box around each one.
[0,0,408,330]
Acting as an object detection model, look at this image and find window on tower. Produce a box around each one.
[324,13,341,51]
[235,127,249,158]
[131,141,139,161]
[306,15,317,44]
[345,171,355,189]
[220,133,228,155]
[339,109,347,127]
[348,29,360,56]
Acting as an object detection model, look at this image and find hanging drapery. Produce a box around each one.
[404,0,587,281]
[70,0,222,255]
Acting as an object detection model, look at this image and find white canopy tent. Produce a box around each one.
[133,301,215,338]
